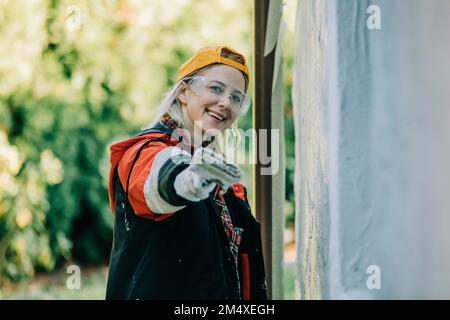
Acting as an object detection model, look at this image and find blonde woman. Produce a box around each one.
[106,46,267,300]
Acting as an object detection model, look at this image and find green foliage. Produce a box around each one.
[283,28,296,229]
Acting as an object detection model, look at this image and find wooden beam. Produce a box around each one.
[254,0,275,299]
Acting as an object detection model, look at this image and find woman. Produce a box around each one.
[106,46,267,300]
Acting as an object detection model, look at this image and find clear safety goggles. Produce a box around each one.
[183,76,251,116]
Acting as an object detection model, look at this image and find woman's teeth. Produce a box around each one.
[207,110,225,122]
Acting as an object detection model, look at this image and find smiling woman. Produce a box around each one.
[105,46,267,300]
[148,46,250,147]
[177,65,245,139]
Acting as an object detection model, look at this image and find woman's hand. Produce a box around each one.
[172,147,242,202]
[173,166,216,202]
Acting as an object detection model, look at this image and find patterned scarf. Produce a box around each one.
[213,188,244,263]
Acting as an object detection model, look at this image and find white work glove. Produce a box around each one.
[173,147,243,202]
[173,166,216,202]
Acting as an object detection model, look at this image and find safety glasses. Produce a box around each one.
[183,76,250,116]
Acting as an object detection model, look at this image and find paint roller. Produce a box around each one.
[190,147,243,189]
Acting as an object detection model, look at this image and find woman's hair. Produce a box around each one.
[143,50,246,151]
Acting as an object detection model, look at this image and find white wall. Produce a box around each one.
[294,0,450,299]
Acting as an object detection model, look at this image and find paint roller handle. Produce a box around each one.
[190,147,243,189]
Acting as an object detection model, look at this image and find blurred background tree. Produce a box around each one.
[0,0,295,296]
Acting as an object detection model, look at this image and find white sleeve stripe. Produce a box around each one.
[143,147,191,214]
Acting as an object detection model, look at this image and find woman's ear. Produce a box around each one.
[178,85,188,105]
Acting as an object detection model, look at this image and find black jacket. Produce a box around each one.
[105,124,267,300]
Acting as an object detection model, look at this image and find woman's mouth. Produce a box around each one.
[206,109,227,123]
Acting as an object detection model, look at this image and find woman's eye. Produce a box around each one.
[209,86,223,94]
[232,95,242,104]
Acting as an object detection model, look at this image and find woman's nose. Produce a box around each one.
[217,95,232,109]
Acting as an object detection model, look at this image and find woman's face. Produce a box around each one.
[178,64,246,136]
